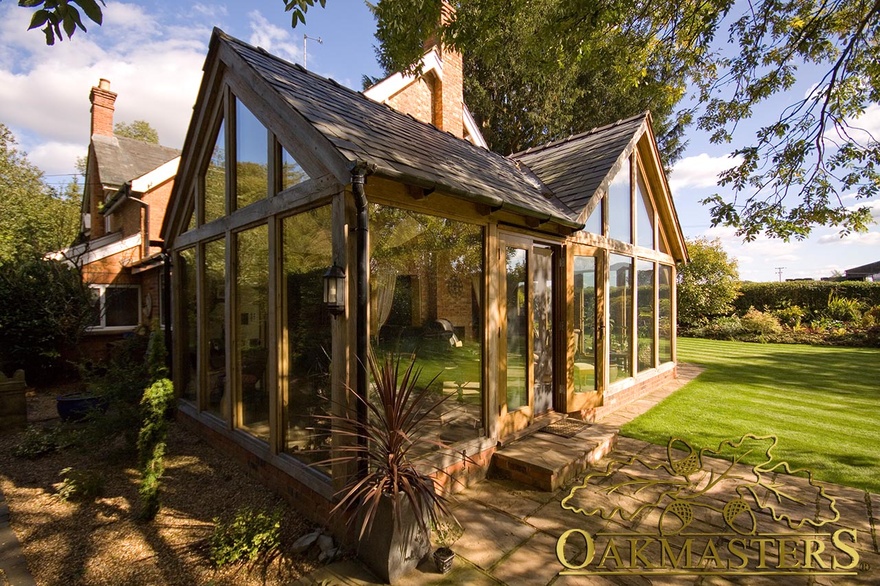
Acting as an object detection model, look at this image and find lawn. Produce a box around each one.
[621,337,880,493]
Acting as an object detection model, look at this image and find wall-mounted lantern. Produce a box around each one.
[323,265,346,315]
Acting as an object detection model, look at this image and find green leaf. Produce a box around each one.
[73,0,103,25]
[27,9,50,30]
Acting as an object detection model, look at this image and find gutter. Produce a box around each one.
[351,164,370,477]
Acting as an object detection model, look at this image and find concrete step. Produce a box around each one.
[490,423,617,491]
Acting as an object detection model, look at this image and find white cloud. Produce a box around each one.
[193,4,228,18]
[818,230,880,245]
[0,2,210,176]
[668,152,742,193]
[247,11,302,65]
[29,141,87,178]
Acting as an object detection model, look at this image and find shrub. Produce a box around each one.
[56,467,104,502]
[825,294,862,323]
[0,257,94,384]
[210,508,283,567]
[79,331,150,449]
[734,281,880,318]
[741,307,783,335]
[137,324,175,521]
[13,425,67,459]
[773,305,806,328]
[863,305,880,327]
[690,316,744,339]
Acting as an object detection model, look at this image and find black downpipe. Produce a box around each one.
[351,168,368,478]
[162,248,173,376]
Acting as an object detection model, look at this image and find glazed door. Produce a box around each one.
[500,235,556,434]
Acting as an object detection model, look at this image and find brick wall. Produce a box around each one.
[438,47,464,139]
[89,79,116,138]
[575,366,678,422]
[386,74,436,127]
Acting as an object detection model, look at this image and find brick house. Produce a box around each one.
[160,29,687,528]
[50,79,180,358]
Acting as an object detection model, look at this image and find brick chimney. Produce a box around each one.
[435,46,464,139]
[89,78,116,137]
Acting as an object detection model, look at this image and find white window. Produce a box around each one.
[88,285,141,330]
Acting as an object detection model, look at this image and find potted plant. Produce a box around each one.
[318,351,458,584]
[432,516,463,574]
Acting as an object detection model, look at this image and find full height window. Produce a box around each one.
[178,87,331,474]
[235,224,269,440]
[637,260,655,372]
[281,206,333,467]
[609,254,633,382]
[204,238,227,420]
[370,205,485,441]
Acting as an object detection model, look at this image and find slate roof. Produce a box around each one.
[511,114,647,214]
[845,260,880,277]
[92,134,180,189]
[220,31,580,227]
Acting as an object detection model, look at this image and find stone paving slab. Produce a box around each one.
[298,365,880,585]
[0,490,35,586]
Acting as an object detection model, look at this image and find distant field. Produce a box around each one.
[622,337,880,493]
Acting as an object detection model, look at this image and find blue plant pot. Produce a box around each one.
[56,394,107,422]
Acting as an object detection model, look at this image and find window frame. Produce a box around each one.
[87,284,141,332]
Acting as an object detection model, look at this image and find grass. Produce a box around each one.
[621,337,880,493]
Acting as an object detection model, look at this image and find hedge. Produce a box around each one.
[733,281,880,316]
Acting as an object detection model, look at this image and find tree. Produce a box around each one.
[370,1,880,239]
[12,0,105,45]
[12,0,325,43]
[114,120,159,144]
[372,0,717,163]
[0,256,94,382]
[0,123,79,265]
[695,0,880,241]
[676,237,740,328]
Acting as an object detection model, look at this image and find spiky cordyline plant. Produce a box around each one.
[320,350,457,539]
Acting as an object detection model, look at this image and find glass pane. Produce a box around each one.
[607,159,632,244]
[282,206,333,470]
[637,260,655,372]
[281,147,310,190]
[204,238,227,420]
[105,287,139,327]
[88,287,102,327]
[659,231,670,254]
[609,254,633,382]
[573,256,597,392]
[236,224,269,441]
[370,205,485,445]
[636,173,655,249]
[179,248,197,403]
[533,246,553,414]
[236,100,269,210]
[506,247,528,412]
[184,197,196,232]
[659,265,673,363]
[204,120,225,223]
[583,200,602,235]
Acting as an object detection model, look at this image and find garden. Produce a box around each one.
[622,337,880,493]
[0,326,329,585]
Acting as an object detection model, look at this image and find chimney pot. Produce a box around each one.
[98,78,111,90]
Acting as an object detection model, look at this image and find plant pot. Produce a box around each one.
[357,492,431,584]
[433,547,455,574]
[56,393,107,422]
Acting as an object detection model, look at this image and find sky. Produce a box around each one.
[1,0,878,282]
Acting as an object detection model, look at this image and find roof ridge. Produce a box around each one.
[219,28,558,197]
[509,111,648,159]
